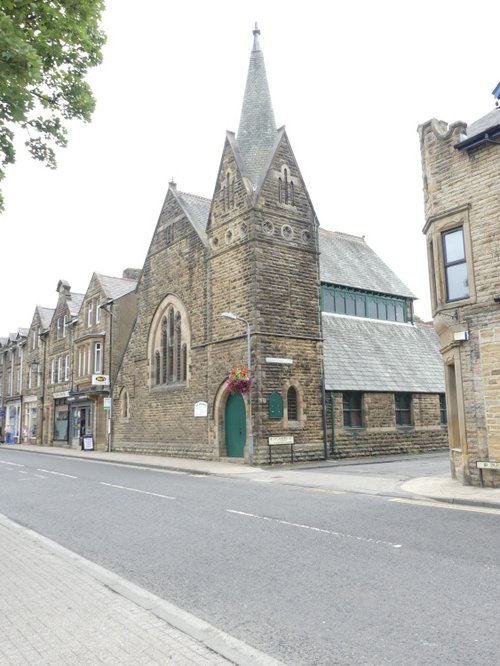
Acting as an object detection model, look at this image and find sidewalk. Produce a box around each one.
[0,511,283,666]
[4,443,500,509]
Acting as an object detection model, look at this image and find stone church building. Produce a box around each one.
[419,84,500,487]
[111,27,446,464]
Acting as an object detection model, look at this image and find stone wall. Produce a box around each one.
[325,391,448,459]
[419,117,500,486]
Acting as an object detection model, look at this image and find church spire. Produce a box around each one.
[236,24,277,185]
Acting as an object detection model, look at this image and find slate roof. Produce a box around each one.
[236,26,278,186]
[322,313,444,393]
[98,274,137,300]
[319,229,416,299]
[37,306,54,330]
[68,294,84,317]
[176,191,211,244]
[463,106,500,139]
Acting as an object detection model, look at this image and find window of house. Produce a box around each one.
[32,327,40,349]
[94,343,102,373]
[439,393,447,425]
[155,351,161,385]
[321,285,407,323]
[56,317,63,339]
[121,391,129,419]
[87,300,93,327]
[64,354,70,381]
[77,348,82,377]
[343,392,363,427]
[51,359,56,384]
[223,172,235,211]
[57,357,63,383]
[278,166,296,206]
[395,393,412,426]
[442,227,469,301]
[150,296,190,388]
[287,386,298,420]
[95,298,100,324]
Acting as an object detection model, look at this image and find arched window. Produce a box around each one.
[121,391,129,419]
[278,166,296,206]
[149,295,191,389]
[161,319,167,384]
[182,343,187,381]
[175,313,182,381]
[287,386,298,420]
[168,308,174,382]
[225,172,230,211]
[155,351,161,385]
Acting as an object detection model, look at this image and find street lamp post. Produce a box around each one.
[220,312,254,465]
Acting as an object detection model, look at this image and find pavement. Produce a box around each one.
[1,443,500,665]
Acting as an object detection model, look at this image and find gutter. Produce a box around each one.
[454,127,500,152]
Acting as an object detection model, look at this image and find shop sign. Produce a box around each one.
[92,374,110,386]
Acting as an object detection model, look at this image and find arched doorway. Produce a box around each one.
[225,392,246,457]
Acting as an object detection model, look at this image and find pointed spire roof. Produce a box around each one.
[236,24,277,185]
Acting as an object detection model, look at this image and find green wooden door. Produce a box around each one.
[225,392,246,457]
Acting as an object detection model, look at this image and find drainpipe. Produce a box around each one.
[100,299,114,452]
[330,392,335,455]
[108,300,113,452]
[321,376,328,460]
[40,330,49,446]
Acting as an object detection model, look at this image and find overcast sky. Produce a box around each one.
[1,0,499,336]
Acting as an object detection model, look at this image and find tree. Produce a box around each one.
[0,0,106,211]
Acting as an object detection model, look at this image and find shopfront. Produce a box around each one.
[5,401,21,443]
[68,393,94,449]
[24,396,38,443]
[53,397,69,443]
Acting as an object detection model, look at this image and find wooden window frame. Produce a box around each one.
[343,392,363,428]
[395,392,412,427]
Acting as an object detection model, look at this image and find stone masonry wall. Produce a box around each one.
[112,191,212,457]
[419,117,500,486]
[326,391,448,459]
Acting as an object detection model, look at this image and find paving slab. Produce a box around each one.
[0,513,283,666]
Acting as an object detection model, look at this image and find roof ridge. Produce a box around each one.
[320,228,365,242]
[178,190,212,204]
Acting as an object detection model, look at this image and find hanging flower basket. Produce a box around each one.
[226,367,254,395]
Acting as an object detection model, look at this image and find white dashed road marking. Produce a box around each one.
[37,469,78,479]
[227,509,402,548]
[100,482,175,500]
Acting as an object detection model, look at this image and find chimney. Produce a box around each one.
[122,268,141,281]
